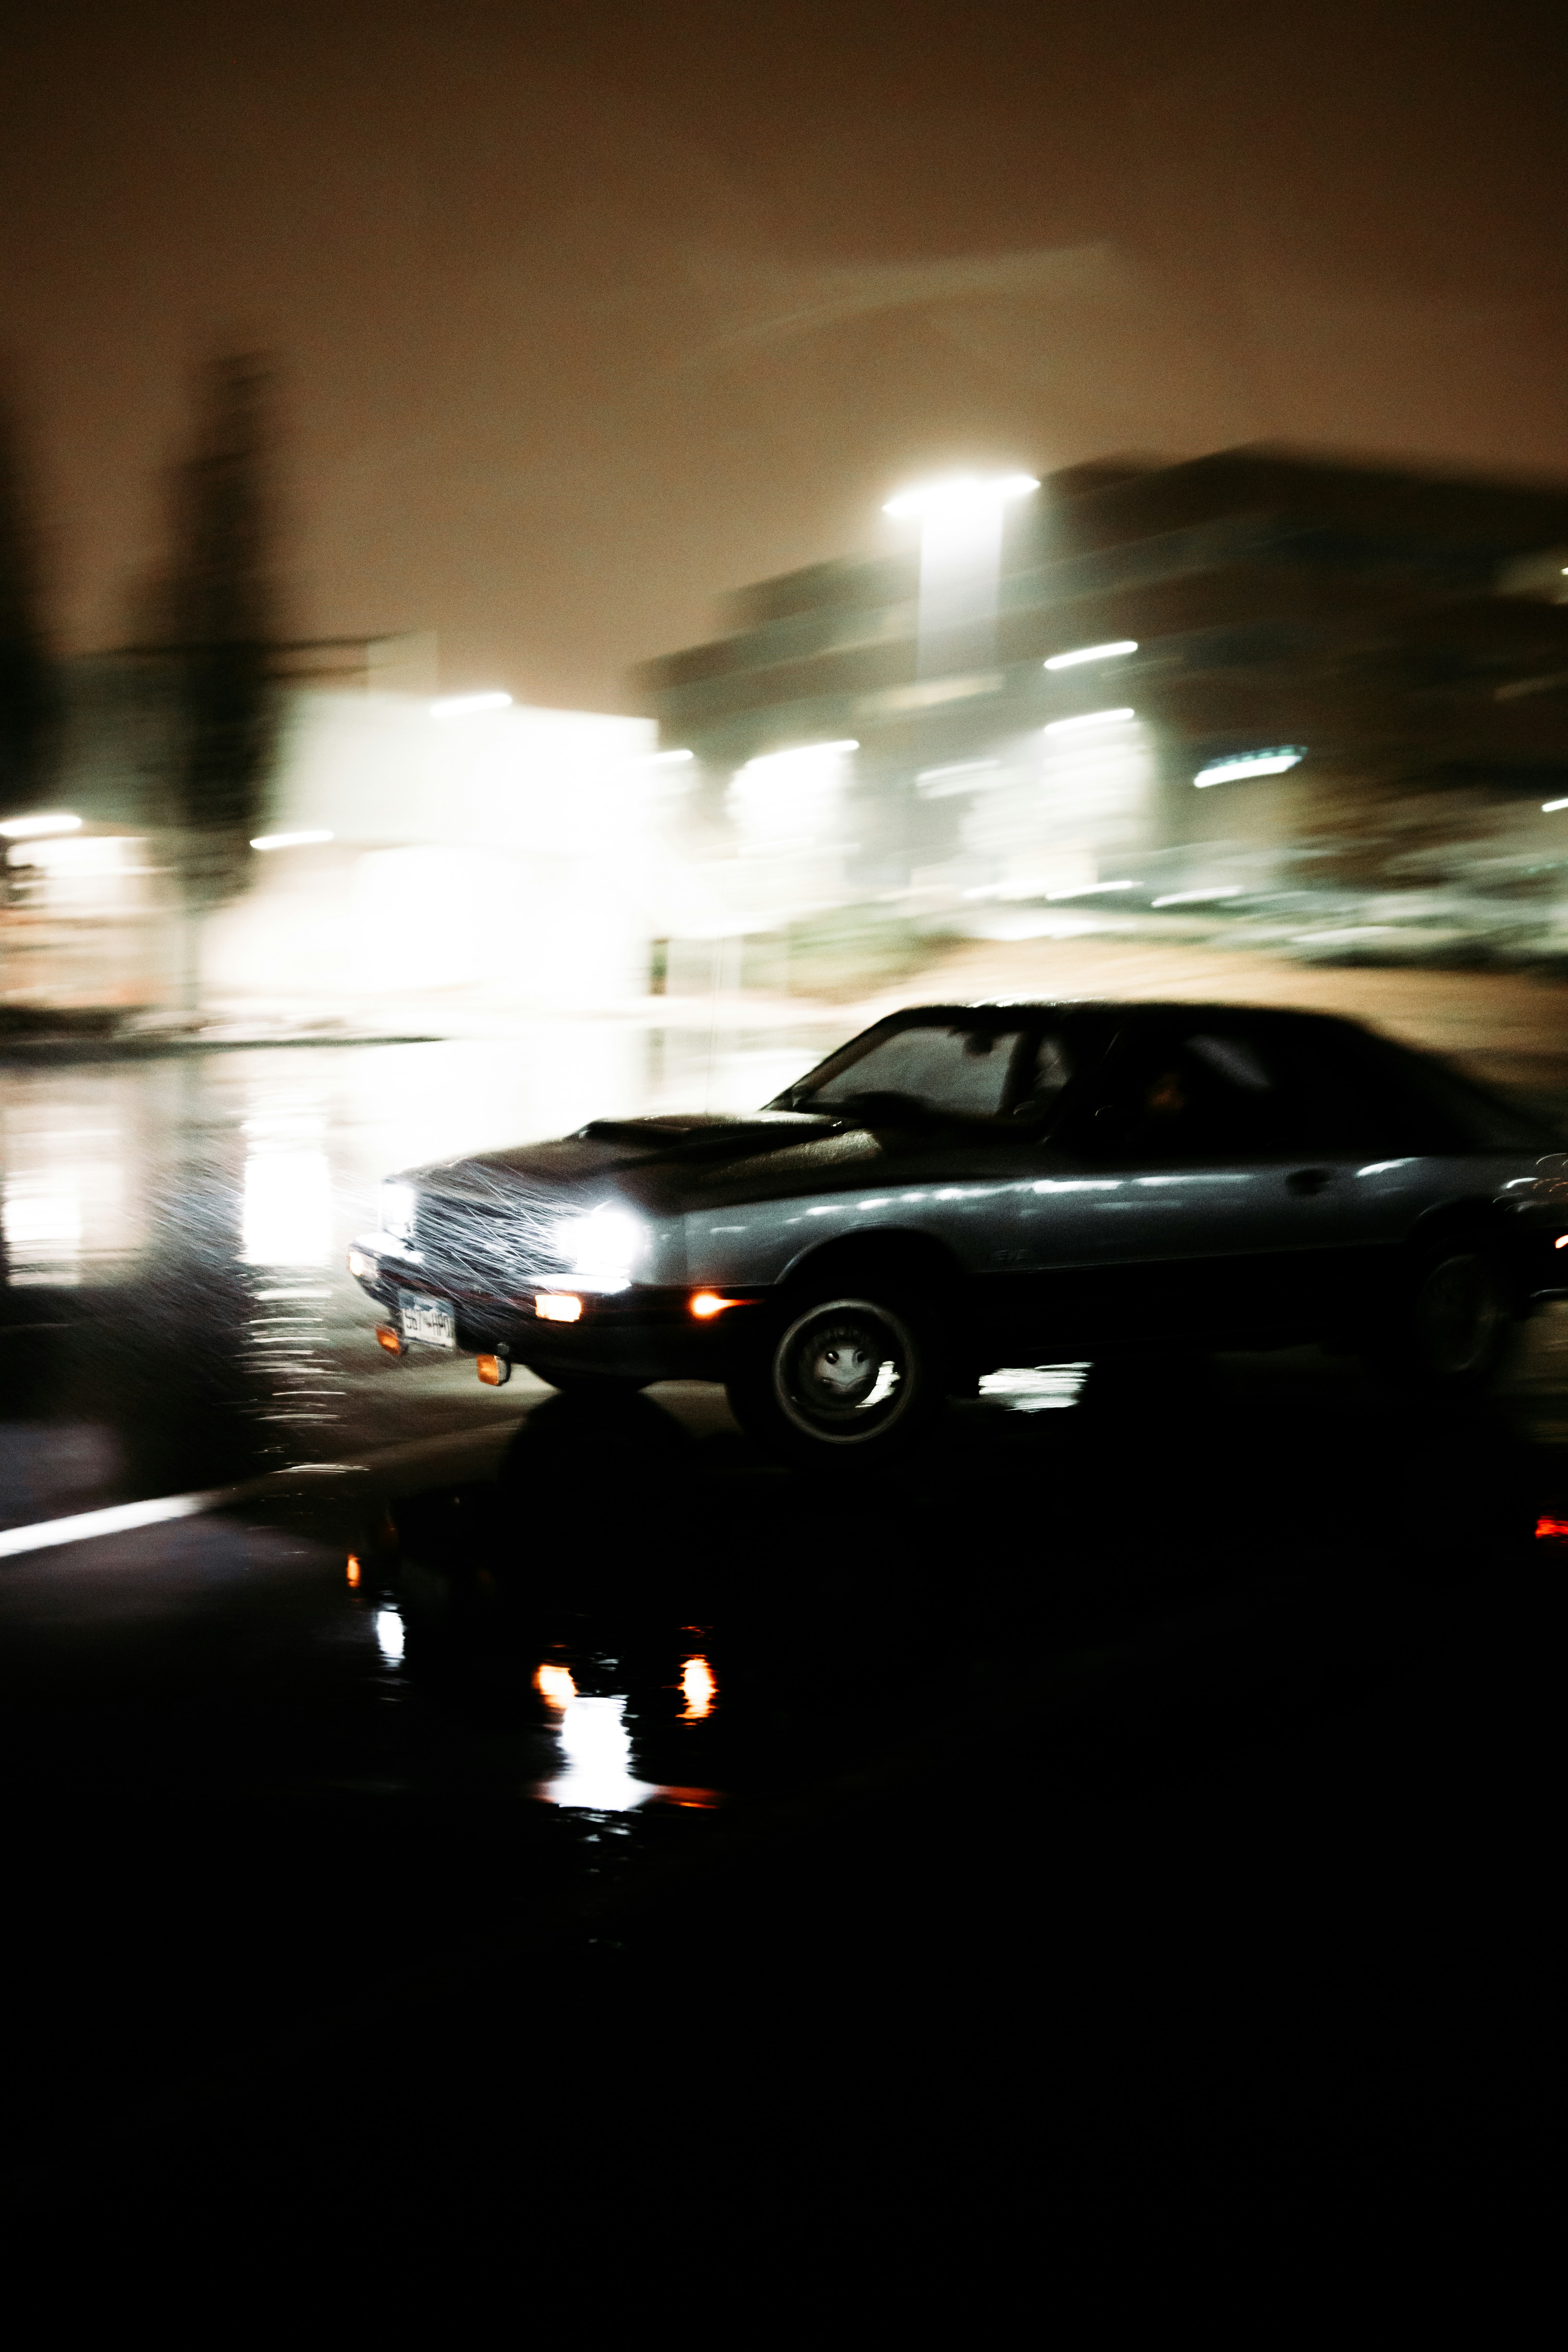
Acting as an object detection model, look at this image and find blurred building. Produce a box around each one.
[636,448,1568,975]
[1,653,657,1017]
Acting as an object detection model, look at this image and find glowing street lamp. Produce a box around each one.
[882,471,1039,522]
[884,471,1039,678]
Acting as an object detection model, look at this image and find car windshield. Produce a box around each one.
[789,1023,1027,1119]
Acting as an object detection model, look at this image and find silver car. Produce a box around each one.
[348,1001,1568,1465]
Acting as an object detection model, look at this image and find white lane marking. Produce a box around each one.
[0,1490,235,1560]
[0,1412,534,1563]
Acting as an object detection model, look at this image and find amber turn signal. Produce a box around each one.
[536,1293,583,1322]
[476,1353,511,1386]
[374,1323,405,1355]
[689,1291,740,1318]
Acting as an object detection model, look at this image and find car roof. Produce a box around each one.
[884,1000,1365,1028]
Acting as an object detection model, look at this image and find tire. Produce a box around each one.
[726,1286,942,1469]
[1388,1242,1513,1390]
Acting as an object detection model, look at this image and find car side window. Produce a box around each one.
[1076,1023,1298,1162]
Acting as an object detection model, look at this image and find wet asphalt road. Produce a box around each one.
[1,1035,1562,2231]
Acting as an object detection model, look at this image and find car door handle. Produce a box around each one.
[1287,1167,1333,1196]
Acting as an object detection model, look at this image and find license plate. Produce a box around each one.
[399,1289,456,1348]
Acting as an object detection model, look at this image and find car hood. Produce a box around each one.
[405,1110,862,1215]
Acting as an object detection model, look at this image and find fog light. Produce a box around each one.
[347,1247,374,1279]
[690,1290,739,1318]
[536,1293,583,1323]
[374,1323,405,1356]
[477,1353,511,1386]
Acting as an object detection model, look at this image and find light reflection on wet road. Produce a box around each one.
[1,1028,1565,2206]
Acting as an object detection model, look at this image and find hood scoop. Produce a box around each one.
[577,1111,840,1154]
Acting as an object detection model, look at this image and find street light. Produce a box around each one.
[884,472,1039,679]
[882,471,1039,520]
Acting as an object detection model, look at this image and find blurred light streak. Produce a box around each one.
[689,1290,739,1317]
[0,811,80,838]
[1044,708,1134,735]
[429,692,512,719]
[374,1606,405,1664]
[1194,749,1305,786]
[1533,1516,1568,1540]
[646,748,693,765]
[1542,798,1568,813]
[917,758,999,796]
[1152,886,1242,906]
[979,1364,1090,1411]
[1044,640,1137,669]
[679,1656,716,1719]
[741,739,858,774]
[250,829,334,850]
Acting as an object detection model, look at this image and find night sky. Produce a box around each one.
[3,1,1565,710]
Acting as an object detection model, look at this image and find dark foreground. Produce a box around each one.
[0,1035,1560,2262]
[0,1346,1559,2246]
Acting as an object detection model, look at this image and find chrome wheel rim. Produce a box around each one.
[1416,1253,1502,1377]
[773,1297,917,1444]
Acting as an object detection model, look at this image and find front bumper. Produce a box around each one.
[348,1234,762,1383]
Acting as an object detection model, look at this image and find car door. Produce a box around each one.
[1005,1010,1342,1348]
[1266,1015,1543,1272]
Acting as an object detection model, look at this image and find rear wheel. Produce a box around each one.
[726,1287,942,1469]
[1383,1242,1512,1390]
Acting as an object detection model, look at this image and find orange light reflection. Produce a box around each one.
[679,1655,716,1719]
[536,1661,577,1708]
[346,1555,362,1588]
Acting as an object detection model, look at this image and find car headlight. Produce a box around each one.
[381,1181,416,1240]
[558,1204,644,1287]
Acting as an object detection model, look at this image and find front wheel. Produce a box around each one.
[725,1289,942,1469]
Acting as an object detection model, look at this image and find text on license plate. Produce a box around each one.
[399,1290,456,1348]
